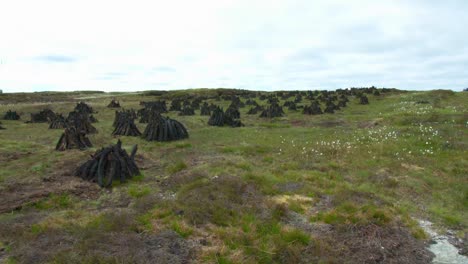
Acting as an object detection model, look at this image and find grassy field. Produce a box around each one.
[0,89,466,263]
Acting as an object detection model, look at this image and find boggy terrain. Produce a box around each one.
[0,88,466,263]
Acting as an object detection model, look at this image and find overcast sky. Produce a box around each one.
[0,0,467,92]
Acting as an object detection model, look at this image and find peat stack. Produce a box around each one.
[208,107,225,126]
[56,127,93,151]
[230,97,245,108]
[74,140,140,187]
[67,111,98,134]
[169,99,182,111]
[267,97,280,104]
[207,107,243,127]
[294,95,303,103]
[338,99,347,108]
[339,95,349,103]
[303,101,323,115]
[324,102,337,114]
[137,106,161,123]
[112,110,141,136]
[179,106,195,116]
[107,99,121,108]
[247,105,264,115]
[75,102,94,114]
[259,103,284,118]
[225,106,240,119]
[288,102,298,111]
[141,101,168,113]
[142,116,189,142]
[88,114,98,123]
[245,99,257,105]
[3,110,20,120]
[191,98,202,109]
[49,114,67,129]
[200,102,211,116]
[359,95,369,105]
[28,109,56,123]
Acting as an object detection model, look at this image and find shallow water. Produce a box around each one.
[418,220,468,264]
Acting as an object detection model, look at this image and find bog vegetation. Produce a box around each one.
[0,87,466,263]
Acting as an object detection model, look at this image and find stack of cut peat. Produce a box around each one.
[74,140,140,187]
[67,111,98,134]
[75,101,94,114]
[359,95,369,105]
[259,102,284,118]
[3,110,20,120]
[107,99,121,108]
[112,109,141,136]
[49,114,67,129]
[28,109,56,123]
[56,126,93,151]
[247,103,264,115]
[55,103,97,151]
[200,102,211,116]
[143,115,189,142]
[138,101,167,123]
[208,106,243,127]
[179,105,195,116]
[303,101,323,115]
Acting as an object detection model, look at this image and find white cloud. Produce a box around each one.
[0,0,467,92]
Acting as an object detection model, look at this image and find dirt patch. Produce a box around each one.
[0,174,101,214]
[275,182,304,193]
[311,224,433,263]
[7,229,197,264]
[315,119,348,128]
[286,211,433,263]
[161,170,206,190]
[0,151,33,163]
[358,118,383,129]
[71,231,197,264]
[401,163,425,171]
[290,119,306,127]
[134,153,160,170]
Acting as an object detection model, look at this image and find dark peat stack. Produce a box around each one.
[324,102,338,114]
[74,140,140,187]
[200,102,211,116]
[112,110,141,136]
[55,127,93,151]
[143,116,189,142]
[303,101,323,115]
[359,95,369,105]
[208,107,243,127]
[3,110,20,120]
[208,107,225,126]
[179,106,195,116]
[259,103,284,118]
[88,114,98,123]
[247,105,264,115]
[67,111,98,134]
[169,99,182,111]
[28,109,56,123]
[75,102,94,114]
[49,114,67,129]
[225,106,240,119]
[107,99,121,108]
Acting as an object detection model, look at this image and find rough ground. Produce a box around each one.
[0,89,466,263]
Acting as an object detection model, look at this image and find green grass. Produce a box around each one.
[0,89,467,263]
